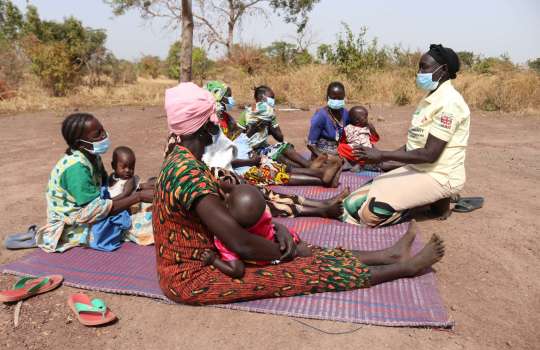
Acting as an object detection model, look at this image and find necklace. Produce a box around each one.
[327,107,343,127]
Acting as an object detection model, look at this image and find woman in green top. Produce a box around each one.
[36,113,153,252]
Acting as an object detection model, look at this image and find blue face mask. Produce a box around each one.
[80,134,111,155]
[226,96,235,111]
[266,97,275,107]
[327,98,345,110]
[416,65,444,91]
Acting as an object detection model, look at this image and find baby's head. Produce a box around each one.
[111,146,136,180]
[226,184,266,228]
[254,85,275,107]
[349,106,369,127]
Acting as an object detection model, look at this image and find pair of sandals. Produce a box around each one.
[4,225,38,250]
[0,275,116,326]
[451,195,484,213]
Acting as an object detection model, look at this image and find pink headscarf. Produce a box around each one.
[165,82,218,137]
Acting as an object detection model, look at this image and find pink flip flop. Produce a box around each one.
[68,293,117,326]
[0,275,63,303]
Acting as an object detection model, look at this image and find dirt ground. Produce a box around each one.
[0,105,539,350]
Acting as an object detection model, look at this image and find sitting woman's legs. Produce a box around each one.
[288,159,342,187]
[342,165,457,227]
[350,220,444,277]
[280,147,311,168]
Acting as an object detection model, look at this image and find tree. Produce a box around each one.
[166,41,212,81]
[265,40,312,66]
[194,0,320,57]
[16,4,109,95]
[104,0,195,82]
[138,55,161,78]
[318,23,388,77]
[0,0,23,40]
[105,0,320,71]
[180,0,194,81]
[457,51,476,69]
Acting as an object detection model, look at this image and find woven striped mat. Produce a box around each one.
[1,219,452,328]
[269,171,376,200]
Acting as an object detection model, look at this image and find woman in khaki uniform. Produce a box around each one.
[343,44,470,227]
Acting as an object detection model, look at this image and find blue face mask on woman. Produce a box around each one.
[79,134,111,155]
[225,96,235,111]
[327,98,345,110]
[266,97,275,107]
[416,65,444,91]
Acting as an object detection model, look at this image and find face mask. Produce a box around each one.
[416,65,444,91]
[225,96,235,111]
[327,98,345,110]
[79,135,111,155]
[266,97,275,108]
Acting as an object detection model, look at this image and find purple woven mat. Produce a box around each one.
[269,172,373,200]
[1,219,452,327]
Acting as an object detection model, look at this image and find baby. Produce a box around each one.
[201,184,312,278]
[343,106,379,148]
[108,146,155,245]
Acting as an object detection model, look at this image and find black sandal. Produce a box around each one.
[452,197,484,213]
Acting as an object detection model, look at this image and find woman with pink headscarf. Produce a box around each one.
[152,82,446,305]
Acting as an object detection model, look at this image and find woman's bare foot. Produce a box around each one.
[321,201,344,219]
[403,234,445,276]
[325,186,350,206]
[309,154,328,169]
[384,220,418,263]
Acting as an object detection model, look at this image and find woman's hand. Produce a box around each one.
[138,189,154,203]
[273,222,297,261]
[251,154,262,166]
[352,146,383,163]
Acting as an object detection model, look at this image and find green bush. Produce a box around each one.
[316,23,388,78]
[1,2,110,95]
[26,39,80,96]
[528,58,540,74]
[265,41,313,67]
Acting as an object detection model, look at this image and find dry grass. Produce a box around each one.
[0,76,176,114]
[1,65,539,115]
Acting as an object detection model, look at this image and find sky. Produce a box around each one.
[11,0,540,64]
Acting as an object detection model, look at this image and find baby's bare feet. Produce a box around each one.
[201,250,216,266]
[296,242,313,257]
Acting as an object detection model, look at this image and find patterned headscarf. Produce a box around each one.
[204,80,229,113]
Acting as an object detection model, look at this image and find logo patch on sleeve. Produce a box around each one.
[440,115,453,129]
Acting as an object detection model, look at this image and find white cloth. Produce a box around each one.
[202,130,238,170]
[232,134,253,176]
[108,175,140,198]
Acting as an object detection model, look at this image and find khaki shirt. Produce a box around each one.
[407,80,470,188]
